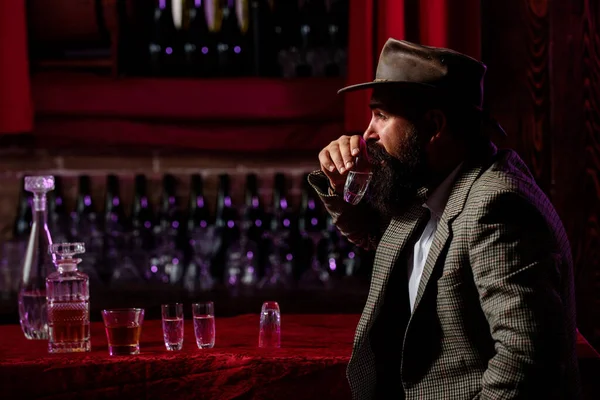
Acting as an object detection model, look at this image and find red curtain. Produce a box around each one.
[0,0,33,134]
[343,0,376,136]
[344,0,482,134]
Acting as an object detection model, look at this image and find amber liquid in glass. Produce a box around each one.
[49,307,90,343]
[105,324,142,355]
[47,300,91,352]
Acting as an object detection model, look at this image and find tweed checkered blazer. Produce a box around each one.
[309,146,580,399]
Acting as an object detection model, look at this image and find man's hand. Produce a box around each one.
[318,135,370,193]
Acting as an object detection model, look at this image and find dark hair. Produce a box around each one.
[440,103,485,140]
[372,85,487,147]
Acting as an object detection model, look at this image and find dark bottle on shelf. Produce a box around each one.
[242,173,267,276]
[185,173,211,267]
[270,173,297,236]
[184,0,219,76]
[13,178,32,241]
[258,172,296,289]
[215,174,239,231]
[250,0,275,76]
[72,175,103,284]
[298,172,325,234]
[131,174,155,249]
[297,173,327,282]
[148,174,185,285]
[47,176,69,243]
[324,0,348,77]
[296,0,327,77]
[104,175,128,234]
[157,174,181,234]
[213,174,240,281]
[272,0,300,77]
[217,0,252,76]
[100,174,128,284]
[243,173,265,244]
[71,175,99,238]
[148,0,180,76]
[187,174,211,232]
[269,173,298,266]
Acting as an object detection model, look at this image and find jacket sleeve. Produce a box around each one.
[307,170,388,251]
[467,189,578,399]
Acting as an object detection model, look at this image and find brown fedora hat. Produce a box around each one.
[339,38,506,136]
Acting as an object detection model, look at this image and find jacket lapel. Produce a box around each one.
[412,162,487,312]
[351,191,428,351]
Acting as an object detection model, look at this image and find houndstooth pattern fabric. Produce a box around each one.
[308,147,581,400]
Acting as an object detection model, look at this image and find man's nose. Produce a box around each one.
[363,124,379,142]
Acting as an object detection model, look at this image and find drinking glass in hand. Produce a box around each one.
[101,308,144,356]
[343,171,373,205]
[259,301,281,348]
[192,302,215,349]
[161,303,184,351]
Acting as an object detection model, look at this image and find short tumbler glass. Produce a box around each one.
[343,171,373,205]
[161,303,184,351]
[192,302,215,349]
[259,301,281,348]
[101,308,144,356]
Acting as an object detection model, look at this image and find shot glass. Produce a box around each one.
[259,301,281,348]
[192,302,215,349]
[161,303,184,351]
[101,308,144,356]
[343,171,373,205]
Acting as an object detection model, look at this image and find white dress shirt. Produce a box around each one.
[407,164,462,312]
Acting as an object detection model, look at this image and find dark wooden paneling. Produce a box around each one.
[549,0,593,342]
[484,0,600,347]
[576,0,600,346]
[481,0,552,192]
[523,0,552,191]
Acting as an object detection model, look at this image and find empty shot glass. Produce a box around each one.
[343,170,373,205]
[101,308,144,356]
[161,303,184,351]
[259,301,281,348]
[192,302,215,349]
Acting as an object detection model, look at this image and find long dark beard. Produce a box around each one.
[365,130,428,216]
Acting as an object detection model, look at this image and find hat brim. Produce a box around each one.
[337,80,437,95]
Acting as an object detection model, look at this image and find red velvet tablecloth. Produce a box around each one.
[1,314,598,400]
[0,314,357,400]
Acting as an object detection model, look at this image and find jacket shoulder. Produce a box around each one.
[469,149,545,203]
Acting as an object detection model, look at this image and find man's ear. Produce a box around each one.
[424,109,447,139]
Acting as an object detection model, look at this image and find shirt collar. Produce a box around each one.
[423,163,463,219]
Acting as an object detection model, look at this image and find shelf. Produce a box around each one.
[32,72,345,122]
[30,72,346,152]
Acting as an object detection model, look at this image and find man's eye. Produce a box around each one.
[376,112,387,120]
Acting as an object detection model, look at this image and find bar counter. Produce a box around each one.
[1,314,598,399]
[0,314,355,399]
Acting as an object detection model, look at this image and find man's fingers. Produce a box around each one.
[349,135,363,157]
[319,148,336,173]
[329,144,347,174]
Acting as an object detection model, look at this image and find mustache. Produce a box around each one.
[366,140,394,165]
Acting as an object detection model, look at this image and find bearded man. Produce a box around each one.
[308,38,581,399]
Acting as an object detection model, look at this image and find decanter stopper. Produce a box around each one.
[25,176,55,211]
[24,176,55,192]
[50,242,85,260]
[49,243,85,271]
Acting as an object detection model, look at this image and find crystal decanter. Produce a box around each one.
[17,175,55,339]
[46,243,91,353]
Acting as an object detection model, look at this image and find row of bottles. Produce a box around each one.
[124,0,348,77]
[11,172,372,297]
